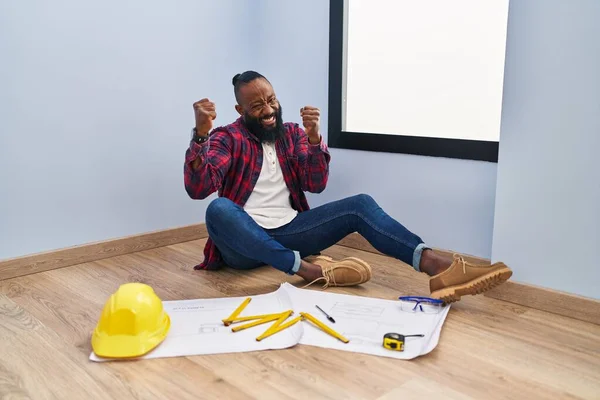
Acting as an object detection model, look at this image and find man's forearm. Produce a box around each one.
[308,134,321,145]
[191,127,210,169]
[184,141,216,199]
[184,130,231,199]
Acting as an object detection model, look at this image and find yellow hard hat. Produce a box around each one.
[91,283,170,358]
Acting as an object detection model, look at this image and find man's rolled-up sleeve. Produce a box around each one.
[294,124,330,193]
[184,130,232,199]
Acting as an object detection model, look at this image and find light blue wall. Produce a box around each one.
[0,0,254,259]
[492,0,600,299]
[1,0,498,261]
[3,0,596,298]
[250,0,499,258]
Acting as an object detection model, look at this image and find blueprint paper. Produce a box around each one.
[90,283,449,362]
[89,286,302,362]
[281,283,450,360]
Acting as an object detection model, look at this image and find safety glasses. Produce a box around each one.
[398,296,445,314]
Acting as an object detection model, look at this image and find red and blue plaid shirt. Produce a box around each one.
[184,117,331,270]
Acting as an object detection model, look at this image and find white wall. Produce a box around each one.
[492,0,600,299]
[0,0,253,259]
[251,0,499,258]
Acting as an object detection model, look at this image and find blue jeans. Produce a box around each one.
[205,194,429,275]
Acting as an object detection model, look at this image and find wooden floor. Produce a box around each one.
[1,239,599,400]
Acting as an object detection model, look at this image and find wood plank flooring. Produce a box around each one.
[1,239,598,400]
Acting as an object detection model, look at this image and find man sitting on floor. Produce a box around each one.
[183,71,512,302]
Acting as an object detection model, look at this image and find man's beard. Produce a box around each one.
[243,106,285,143]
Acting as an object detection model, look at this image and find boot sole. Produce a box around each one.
[430,267,513,303]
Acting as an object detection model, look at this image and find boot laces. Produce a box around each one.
[453,253,467,274]
[300,266,337,289]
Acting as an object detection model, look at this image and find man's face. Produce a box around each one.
[235,78,284,142]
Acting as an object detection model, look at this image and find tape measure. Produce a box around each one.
[383,333,424,351]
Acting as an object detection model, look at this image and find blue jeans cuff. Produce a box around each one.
[289,250,301,275]
[412,243,430,272]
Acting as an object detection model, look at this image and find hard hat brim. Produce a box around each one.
[91,314,170,359]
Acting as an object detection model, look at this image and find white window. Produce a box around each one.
[329,0,510,161]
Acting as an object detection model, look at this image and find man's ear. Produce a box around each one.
[235,104,243,116]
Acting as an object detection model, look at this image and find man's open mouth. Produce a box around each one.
[261,114,276,125]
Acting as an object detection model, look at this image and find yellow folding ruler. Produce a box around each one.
[222,297,348,343]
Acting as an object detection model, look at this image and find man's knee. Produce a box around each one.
[352,193,377,209]
[205,197,237,226]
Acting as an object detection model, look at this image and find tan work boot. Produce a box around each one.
[429,254,512,303]
[302,255,372,288]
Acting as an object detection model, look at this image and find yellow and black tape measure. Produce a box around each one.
[383,333,424,351]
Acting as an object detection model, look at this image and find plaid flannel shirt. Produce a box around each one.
[184,117,331,270]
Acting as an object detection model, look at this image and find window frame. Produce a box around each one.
[327,0,500,163]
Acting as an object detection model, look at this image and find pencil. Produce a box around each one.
[300,312,349,343]
[315,305,335,323]
[256,315,303,341]
[222,297,251,326]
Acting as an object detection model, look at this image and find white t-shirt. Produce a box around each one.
[243,141,298,229]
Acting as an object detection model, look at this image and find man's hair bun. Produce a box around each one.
[231,71,268,103]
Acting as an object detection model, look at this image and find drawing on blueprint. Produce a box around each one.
[198,323,225,334]
[340,336,381,346]
[169,304,230,314]
[339,320,379,337]
[167,322,230,337]
[164,316,231,337]
[339,320,409,346]
[330,302,385,318]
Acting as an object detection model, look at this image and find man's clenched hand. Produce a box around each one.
[301,106,321,143]
[193,98,217,136]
